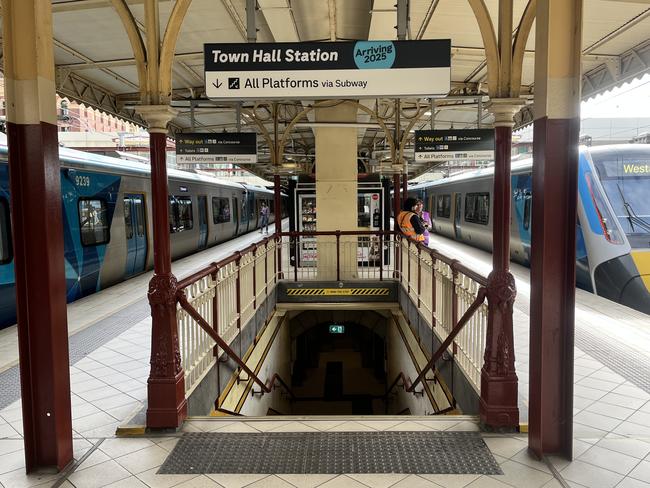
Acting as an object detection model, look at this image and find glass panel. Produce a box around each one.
[358,195,371,227]
[135,197,145,236]
[79,199,110,246]
[212,197,231,224]
[123,198,133,239]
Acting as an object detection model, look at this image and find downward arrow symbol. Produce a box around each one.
[213,80,223,89]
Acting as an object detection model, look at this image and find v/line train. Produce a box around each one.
[0,134,287,329]
[408,145,650,315]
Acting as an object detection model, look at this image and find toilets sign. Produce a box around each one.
[204,40,450,99]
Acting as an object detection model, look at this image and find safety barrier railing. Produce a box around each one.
[175,236,279,394]
[174,229,488,403]
[395,236,489,393]
[276,230,398,281]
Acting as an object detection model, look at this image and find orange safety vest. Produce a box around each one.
[397,211,425,241]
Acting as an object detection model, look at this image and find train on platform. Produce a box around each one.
[407,144,650,315]
[0,134,287,329]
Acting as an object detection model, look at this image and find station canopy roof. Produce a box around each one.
[3,0,650,179]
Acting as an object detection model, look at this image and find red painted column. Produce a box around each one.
[2,0,72,472]
[274,174,282,234]
[402,173,408,206]
[480,100,524,430]
[529,0,582,460]
[136,106,187,429]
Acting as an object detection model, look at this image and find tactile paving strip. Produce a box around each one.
[575,327,650,394]
[0,298,150,410]
[158,431,502,475]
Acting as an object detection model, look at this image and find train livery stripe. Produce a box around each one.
[577,153,605,236]
[630,251,650,291]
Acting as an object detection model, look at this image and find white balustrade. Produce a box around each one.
[177,240,278,394]
[176,232,487,396]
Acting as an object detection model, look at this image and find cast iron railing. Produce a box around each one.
[174,230,489,409]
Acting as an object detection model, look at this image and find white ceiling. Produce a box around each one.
[2,0,649,177]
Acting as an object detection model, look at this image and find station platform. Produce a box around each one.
[0,229,649,488]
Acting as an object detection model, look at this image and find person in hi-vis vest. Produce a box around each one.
[397,197,426,241]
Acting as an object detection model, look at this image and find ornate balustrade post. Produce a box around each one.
[136,105,187,429]
[479,99,524,429]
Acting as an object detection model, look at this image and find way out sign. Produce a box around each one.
[204,40,451,100]
[176,132,257,167]
[414,129,495,162]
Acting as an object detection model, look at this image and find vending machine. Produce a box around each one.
[289,177,390,267]
[298,193,317,266]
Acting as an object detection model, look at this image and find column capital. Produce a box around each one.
[136,105,178,133]
[485,98,527,128]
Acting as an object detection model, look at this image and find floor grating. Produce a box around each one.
[158,431,502,475]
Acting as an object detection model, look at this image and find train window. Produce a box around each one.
[78,199,110,246]
[212,197,230,224]
[169,195,193,233]
[436,195,451,218]
[123,198,133,239]
[465,193,490,225]
[0,198,12,264]
[135,197,145,236]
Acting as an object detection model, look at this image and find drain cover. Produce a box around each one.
[158,431,502,475]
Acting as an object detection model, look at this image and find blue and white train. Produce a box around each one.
[408,145,650,315]
[0,134,286,329]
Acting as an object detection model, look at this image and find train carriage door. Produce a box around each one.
[124,193,147,276]
[198,195,208,249]
[453,192,462,239]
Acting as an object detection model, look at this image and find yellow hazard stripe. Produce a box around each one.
[286,288,390,296]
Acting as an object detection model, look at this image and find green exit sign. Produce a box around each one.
[329,324,345,334]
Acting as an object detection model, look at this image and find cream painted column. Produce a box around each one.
[315,103,358,279]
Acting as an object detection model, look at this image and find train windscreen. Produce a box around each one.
[592,148,650,246]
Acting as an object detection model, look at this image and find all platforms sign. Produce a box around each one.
[176,133,257,167]
[204,40,451,99]
[414,129,495,162]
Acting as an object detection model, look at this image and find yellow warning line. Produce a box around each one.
[286,288,390,296]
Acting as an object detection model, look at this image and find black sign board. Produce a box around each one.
[204,40,451,99]
[414,129,495,162]
[176,132,257,166]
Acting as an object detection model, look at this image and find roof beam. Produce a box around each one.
[52,0,174,13]
[582,39,650,100]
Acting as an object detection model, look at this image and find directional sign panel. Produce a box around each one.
[176,132,257,166]
[204,40,451,99]
[414,129,495,162]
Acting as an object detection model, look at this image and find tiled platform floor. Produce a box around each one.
[1,228,650,487]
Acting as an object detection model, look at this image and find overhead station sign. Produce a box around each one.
[176,132,257,167]
[204,40,451,99]
[414,129,495,162]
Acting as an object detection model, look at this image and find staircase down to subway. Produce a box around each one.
[174,233,491,423]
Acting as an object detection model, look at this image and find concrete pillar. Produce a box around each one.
[315,103,358,279]
[135,105,188,429]
[529,0,582,460]
[2,0,73,472]
[480,98,524,430]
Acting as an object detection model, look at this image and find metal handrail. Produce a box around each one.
[385,371,424,398]
[253,373,296,400]
[387,286,488,397]
[177,292,294,400]
[177,234,277,290]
